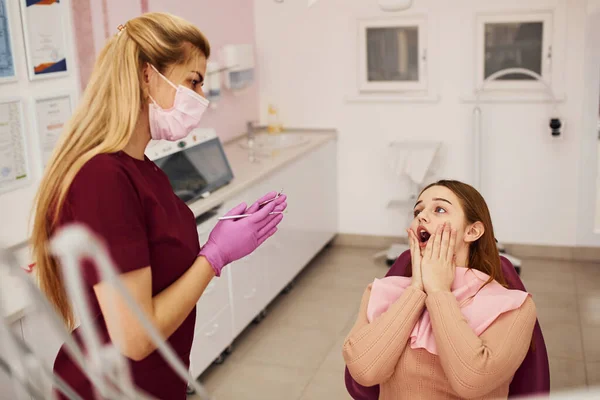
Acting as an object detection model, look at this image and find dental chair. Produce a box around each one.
[344,250,550,399]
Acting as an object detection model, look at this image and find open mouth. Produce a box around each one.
[417,226,431,247]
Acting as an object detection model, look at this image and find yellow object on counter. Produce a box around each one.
[267,104,283,134]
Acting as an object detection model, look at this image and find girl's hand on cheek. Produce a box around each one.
[406,228,424,291]
[421,223,457,294]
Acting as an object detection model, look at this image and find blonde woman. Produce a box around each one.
[31,13,287,399]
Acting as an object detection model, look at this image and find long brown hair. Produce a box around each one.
[30,12,211,331]
[423,180,537,350]
[417,180,507,288]
[409,180,536,349]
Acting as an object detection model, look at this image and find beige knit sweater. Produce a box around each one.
[343,285,537,399]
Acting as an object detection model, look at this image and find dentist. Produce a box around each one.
[30,12,286,400]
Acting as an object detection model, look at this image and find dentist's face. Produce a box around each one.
[145,42,208,110]
[409,185,468,254]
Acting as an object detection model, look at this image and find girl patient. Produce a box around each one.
[343,180,537,400]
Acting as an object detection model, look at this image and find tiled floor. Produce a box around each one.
[189,246,600,400]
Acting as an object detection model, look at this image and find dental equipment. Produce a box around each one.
[473,67,561,273]
[0,353,46,400]
[219,190,285,220]
[50,233,147,400]
[218,211,286,221]
[0,322,81,400]
[0,249,147,400]
[258,189,284,208]
[50,224,214,400]
[0,248,95,400]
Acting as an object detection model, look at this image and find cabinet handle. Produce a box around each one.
[204,323,219,337]
[243,288,257,300]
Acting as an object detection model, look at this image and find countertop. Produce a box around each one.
[0,128,337,324]
[187,128,337,218]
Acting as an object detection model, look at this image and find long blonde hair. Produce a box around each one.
[31,13,210,331]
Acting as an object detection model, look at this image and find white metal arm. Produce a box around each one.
[0,246,146,400]
[50,224,213,400]
[0,248,82,400]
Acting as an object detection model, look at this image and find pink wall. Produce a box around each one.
[71,0,259,142]
[70,0,95,90]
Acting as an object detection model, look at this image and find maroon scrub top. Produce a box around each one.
[52,151,200,400]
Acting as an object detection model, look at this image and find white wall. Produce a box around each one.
[0,0,80,249]
[254,0,599,247]
[577,0,600,246]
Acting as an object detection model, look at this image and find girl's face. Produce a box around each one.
[409,185,470,255]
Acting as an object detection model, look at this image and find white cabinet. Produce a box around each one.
[189,305,233,378]
[189,139,338,379]
[194,268,231,331]
[263,140,338,295]
[229,251,270,337]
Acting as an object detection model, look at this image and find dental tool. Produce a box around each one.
[50,224,214,400]
[258,189,284,208]
[218,189,285,220]
[218,211,286,221]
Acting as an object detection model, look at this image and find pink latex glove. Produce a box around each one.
[199,192,287,276]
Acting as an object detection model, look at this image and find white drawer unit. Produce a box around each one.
[189,305,233,379]
[262,140,339,295]
[229,251,270,337]
[188,137,338,381]
[195,268,231,329]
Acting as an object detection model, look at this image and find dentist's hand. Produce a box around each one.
[199,193,287,277]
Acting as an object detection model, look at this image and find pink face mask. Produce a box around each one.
[148,64,209,141]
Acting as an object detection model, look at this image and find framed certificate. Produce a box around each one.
[33,93,73,169]
[0,98,31,194]
[19,0,70,81]
[0,0,17,83]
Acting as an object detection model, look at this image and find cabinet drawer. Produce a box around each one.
[195,269,231,328]
[189,306,233,378]
[230,254,269,337]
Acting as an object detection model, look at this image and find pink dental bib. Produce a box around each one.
[366,267,530,355]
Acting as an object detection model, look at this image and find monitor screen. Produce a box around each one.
[154,137,234,203]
